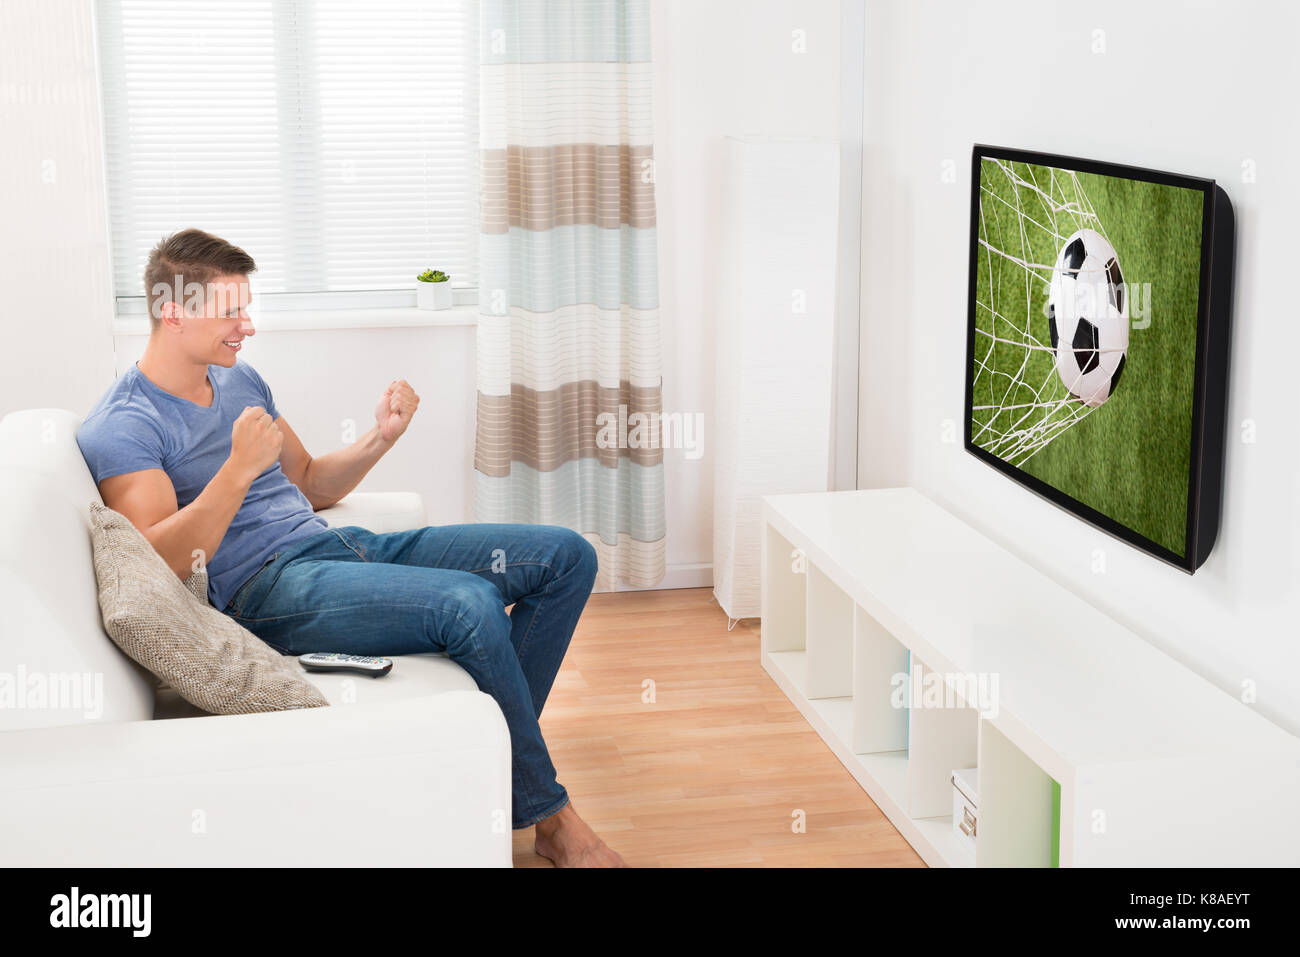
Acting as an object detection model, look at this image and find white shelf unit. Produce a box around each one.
[760,488,1300,867]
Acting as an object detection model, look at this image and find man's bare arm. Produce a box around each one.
[100,461,257,581]
[276,380,417,511]
[298,424,392,511]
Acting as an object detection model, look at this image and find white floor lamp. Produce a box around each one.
[712,134,840,622]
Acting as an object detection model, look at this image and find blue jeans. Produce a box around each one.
[221,522,598,830]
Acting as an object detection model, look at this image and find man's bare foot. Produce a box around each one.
[533,801,626,867]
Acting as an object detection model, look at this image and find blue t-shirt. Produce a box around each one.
[76,360,328,612]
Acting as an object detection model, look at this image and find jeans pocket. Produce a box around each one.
[330,526,367,561]
[228,552,280,617]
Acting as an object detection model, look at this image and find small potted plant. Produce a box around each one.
[416,268,452,310]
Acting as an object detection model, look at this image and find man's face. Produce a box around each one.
[197,274,255,366]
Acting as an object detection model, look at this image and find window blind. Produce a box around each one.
[96,0,479,303]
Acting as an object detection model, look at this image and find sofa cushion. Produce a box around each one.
[154,651,480,718]
[316,491,426,533]
[88,502,329,715]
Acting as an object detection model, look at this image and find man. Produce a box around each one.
[76,228,624,868]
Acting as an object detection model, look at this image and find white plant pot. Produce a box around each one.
[416,280,453,310]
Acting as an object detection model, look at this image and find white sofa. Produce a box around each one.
[0,408,512,867]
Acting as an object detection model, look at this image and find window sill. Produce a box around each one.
[111,306,480,337]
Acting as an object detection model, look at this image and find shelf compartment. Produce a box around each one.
[765,650,808,699]
[905,656,978,820]
[851,604,909,754]
[977,720,1056,867]
[805,564,854,699]
[807,695,854,744]
[914,815,976,868]
[761,525,806,654]
[853,750,910,814]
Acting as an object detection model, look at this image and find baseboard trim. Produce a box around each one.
[597,562,712,593]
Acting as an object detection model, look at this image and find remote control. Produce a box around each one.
[298,653,393,677]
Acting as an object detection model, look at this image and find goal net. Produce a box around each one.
[971,158,1110,468]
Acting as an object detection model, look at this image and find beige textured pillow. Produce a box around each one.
[88,502,329,714]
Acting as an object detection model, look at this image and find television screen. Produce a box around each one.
[964,145,1234,573]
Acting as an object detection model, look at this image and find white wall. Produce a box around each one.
[0,0,116,419]
[652,0,843,584]
[860,0,1300,734]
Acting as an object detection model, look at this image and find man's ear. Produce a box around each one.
[158,299,184,329]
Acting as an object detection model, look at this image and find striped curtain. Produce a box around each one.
[474,0,665,590]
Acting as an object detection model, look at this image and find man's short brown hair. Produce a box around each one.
[144,228,257,331]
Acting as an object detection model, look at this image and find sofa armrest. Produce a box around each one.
[0,691,511,866]
[315,491,427,533]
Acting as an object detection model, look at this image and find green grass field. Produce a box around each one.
[971,158,1204,557]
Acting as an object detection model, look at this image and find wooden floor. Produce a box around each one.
[512,586,924,867]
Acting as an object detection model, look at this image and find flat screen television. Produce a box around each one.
[964,144,1234,573]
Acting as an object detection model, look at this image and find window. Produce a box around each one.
[95,0,479,312]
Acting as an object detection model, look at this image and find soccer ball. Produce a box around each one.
[1047,228,1129,408]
